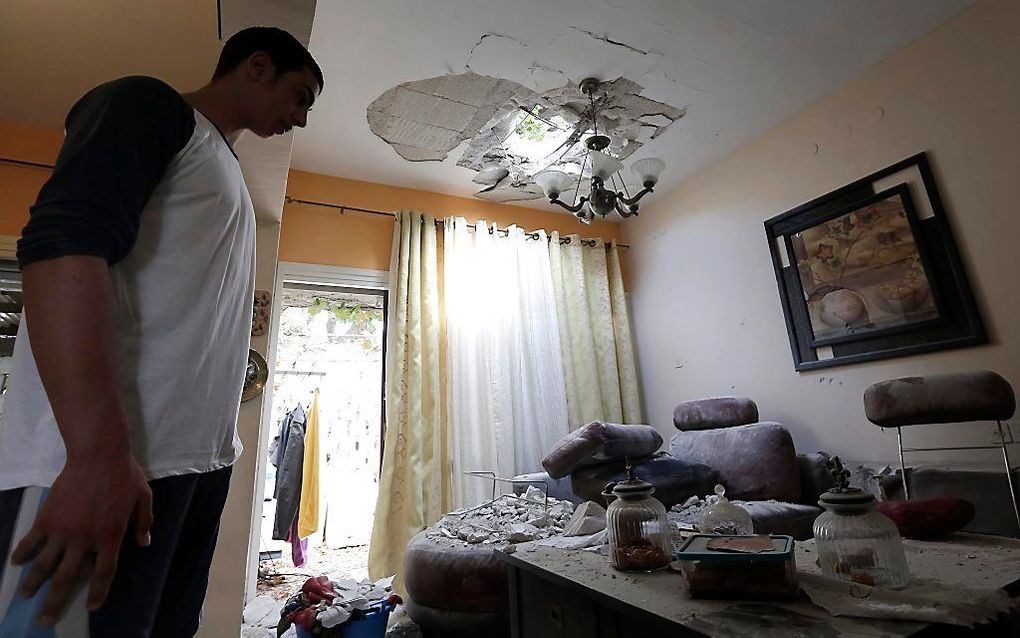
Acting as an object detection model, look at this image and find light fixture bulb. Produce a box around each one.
[534,170,572,198]
[590,151,624,181]
[630,157,665,187]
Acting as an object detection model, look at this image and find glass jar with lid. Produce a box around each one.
[813,456,910,589]
[605,462,672,572]
[698,484,753,535]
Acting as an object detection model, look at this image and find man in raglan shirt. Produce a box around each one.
[0,27,323,636]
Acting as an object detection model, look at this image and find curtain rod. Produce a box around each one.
[284,196,631,249]
[1,157,55,171]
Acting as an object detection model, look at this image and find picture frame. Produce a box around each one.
[764,153,986,371]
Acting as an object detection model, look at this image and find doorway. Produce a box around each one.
[250,265,388,601]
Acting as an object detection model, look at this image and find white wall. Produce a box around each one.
[623,0,1019,465]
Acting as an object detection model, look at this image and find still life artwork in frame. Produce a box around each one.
[789,185,940,346]
[764,152,985,371]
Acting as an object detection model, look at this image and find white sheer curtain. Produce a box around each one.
[444,219,570,508]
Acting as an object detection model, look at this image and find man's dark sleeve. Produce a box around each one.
[17,76,196,268]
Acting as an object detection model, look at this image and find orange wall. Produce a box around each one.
[281,169,625,272]
[0,121,63,236]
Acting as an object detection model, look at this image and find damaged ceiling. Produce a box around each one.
[294,0,974,215]
[366,73,684,203]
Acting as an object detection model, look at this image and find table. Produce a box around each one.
[495,534,1020,637]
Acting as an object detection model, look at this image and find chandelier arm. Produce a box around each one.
[550,195,589,214]
[618,186,653,207]
[615,199,639,218]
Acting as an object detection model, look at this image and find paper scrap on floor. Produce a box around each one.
[799,573,1015,626]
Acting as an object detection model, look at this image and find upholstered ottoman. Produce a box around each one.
[402,531,509,638]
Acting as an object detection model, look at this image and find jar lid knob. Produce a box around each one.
[826,455,852,492]
[714,484,725,497]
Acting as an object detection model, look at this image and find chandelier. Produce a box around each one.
[534,78,666,224]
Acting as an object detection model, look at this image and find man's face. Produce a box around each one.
[245,55,320,138]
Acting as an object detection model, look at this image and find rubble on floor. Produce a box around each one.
[427,486,576,547]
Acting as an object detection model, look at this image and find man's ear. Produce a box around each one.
[245,51,274,82]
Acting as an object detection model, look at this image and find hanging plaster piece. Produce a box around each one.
[367,72,532,162]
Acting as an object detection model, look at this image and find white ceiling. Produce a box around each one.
[293,0,973,215]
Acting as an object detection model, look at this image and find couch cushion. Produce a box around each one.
[541,422,663,479]
[882,467,1019,537]
[570,455,719,509]
[668,422,801,502]
[876,498,975,539]
[864,370,1015,428]
[403,532,506,613]
[405,598,509,638]
[673,396,758,431]
[797,452,836,504]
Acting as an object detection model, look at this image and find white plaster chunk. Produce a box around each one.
[550,500,576,519]
[472,165,509,185]
[466,530,491,543]
[507,522,540,543]
[523,485,547,503]
[242,595,284,628]
[563,501,607,537]
[527,513,549,528]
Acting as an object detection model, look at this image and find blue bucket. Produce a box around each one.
[294,600,394,638]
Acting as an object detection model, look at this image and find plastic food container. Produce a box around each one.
[675,534,798,600]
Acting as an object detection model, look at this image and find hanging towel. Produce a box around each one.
[298,389,321,539]
[272,404,306,540]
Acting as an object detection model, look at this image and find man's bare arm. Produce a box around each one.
[11,255,152,625]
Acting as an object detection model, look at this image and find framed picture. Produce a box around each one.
[765,153,985,371]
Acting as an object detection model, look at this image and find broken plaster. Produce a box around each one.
[367,67,684,203]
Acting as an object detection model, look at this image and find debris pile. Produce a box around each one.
[427,487,576,546]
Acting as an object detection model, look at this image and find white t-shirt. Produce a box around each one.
[0,76,255,489]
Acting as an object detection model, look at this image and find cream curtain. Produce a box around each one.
[368,211,449,581]
[550,233,642,429]
[444,219,569,508]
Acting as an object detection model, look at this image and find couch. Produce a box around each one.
[515,397,835,540]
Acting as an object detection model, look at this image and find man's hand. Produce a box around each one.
[11,452,152,626]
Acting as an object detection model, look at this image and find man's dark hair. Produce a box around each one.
[214,26,324,91]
